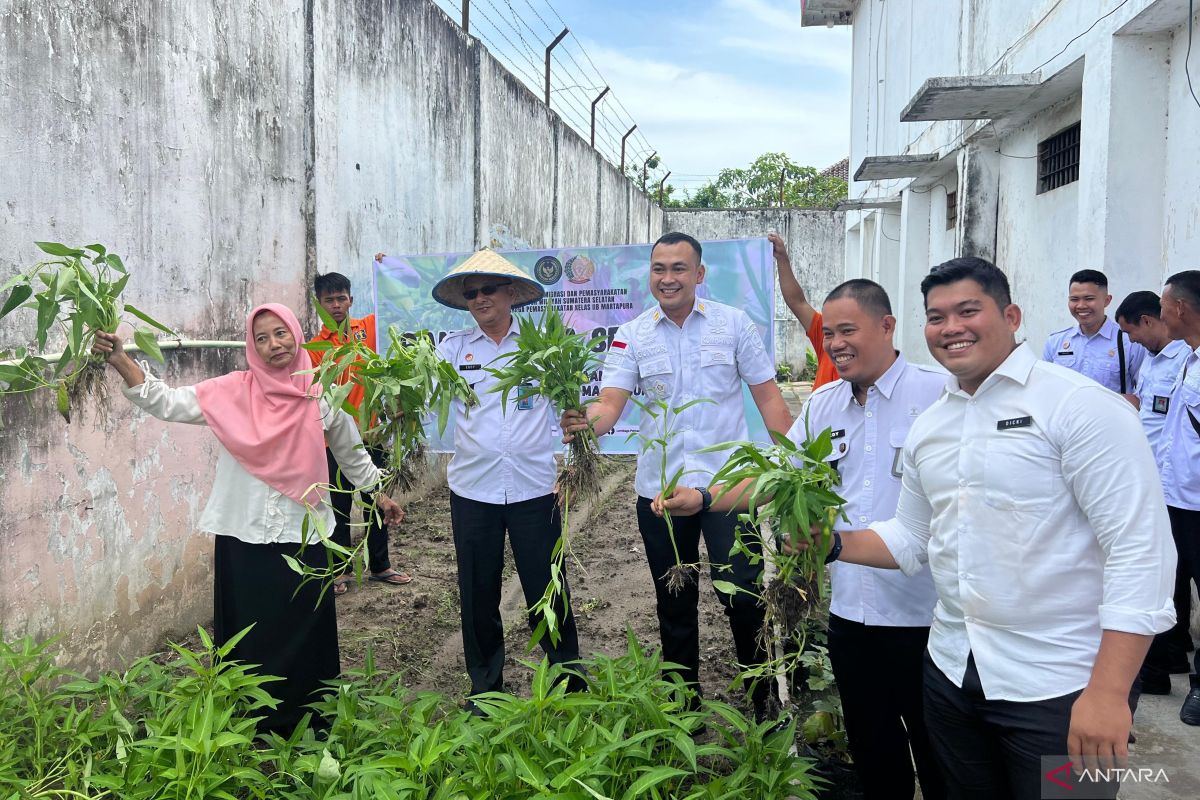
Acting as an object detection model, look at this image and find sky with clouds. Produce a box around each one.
[433,0,852,195]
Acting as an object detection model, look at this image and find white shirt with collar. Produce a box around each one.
[600,298,776,499]
[123,369,381,545]
[437,317,557,504]
[789,354,943,627]
[1157,343,1200,511]
[874,343,1175,702]
[1042,317,1146,393]
[1135,338,1189,465]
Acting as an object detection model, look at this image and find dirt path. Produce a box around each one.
[334,456,748,709]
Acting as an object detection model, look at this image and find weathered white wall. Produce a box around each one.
[838,0,1200,363]
[661,209,846,371]
[0,0,663,671]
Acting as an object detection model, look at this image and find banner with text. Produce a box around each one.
[374,239,775,453]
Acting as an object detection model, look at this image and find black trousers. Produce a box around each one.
[923,652,1118,800]
[213,534,339,734]
[634,496,771,705]
[827,614,944,800]
[449,491,581,695]
[1142,506,1199,683]
[326,446,391,574]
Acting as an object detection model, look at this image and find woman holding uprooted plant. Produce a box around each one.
[92,303,404,734]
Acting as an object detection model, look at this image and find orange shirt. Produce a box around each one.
[308,314,377,412]
[806,311,839,389]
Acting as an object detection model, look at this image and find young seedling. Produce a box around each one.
[485,301,606,647]
[0,242,175,421]
[628,396,714,594]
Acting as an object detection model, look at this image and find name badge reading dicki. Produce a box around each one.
[997,416,1033,431]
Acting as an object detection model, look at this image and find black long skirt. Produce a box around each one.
[212,534,340,733]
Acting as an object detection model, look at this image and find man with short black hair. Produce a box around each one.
[1150,270,1200,724]
[561,231,793,721]
[1043,269,1146,394]
[309,270,411,593]
[821,257,1175,797]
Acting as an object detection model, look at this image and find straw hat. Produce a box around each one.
[431,248,545,311]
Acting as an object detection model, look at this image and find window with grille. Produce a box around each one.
[946,191,957,230]
[1037,122,1080,194]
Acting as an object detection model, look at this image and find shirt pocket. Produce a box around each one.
[983,431,1057,513]
[638,356,674,400]
[700,346,738,382]
[1051,350,1077,368]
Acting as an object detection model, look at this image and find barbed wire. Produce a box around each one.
[431,0,666,184]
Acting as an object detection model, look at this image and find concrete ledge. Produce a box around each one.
[837,195,902,211]
[900,73,1042,122]
[799,0,853,27]
[853,154,940,182]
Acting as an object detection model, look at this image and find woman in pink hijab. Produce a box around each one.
[93,303,402,734]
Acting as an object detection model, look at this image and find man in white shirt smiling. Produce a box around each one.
[826,257,1175,798]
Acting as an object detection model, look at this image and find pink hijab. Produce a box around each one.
[194,303,327,507]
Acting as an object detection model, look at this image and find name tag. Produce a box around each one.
[997,416,1032,430]
[830,429,846,440]
[1153,395,1170,414]
[516,382,535,411]
[459,363,482,371]
[1056,350,1072,357]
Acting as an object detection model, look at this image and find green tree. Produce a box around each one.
[664,152,847,209]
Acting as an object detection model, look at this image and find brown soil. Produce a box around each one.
[333,456,750,710]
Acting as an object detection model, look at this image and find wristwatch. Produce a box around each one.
[693,485,713,512]
[824,530,843,564]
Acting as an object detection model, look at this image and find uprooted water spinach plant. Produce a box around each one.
[0,241,175,421]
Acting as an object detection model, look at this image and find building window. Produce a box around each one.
[946,191,957,230]
[1037,122,1081,194]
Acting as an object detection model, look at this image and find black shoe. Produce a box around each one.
[1180,684,1200,726]
[1141,673,1172,695]
[462,699,486,718]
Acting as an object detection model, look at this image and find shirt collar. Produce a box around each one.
[1074,317,1117,340]
[467,315,519,342]
[1157,338,1190,360]
[946,341,1036,396]
[830,352,908,409]
[653,297,707,326]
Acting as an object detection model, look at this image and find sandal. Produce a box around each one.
[333,576,352,596]
[368,569,413,586]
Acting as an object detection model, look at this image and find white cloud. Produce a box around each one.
[581,42,850,178]
[714,0,853,73]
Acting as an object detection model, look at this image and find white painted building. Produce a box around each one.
[802,0,1200,360]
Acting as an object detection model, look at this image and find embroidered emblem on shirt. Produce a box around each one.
[464,353,474,362]
[354,329,367,342]
[997,416,1033,430]
[1061,340,1072,350]
[1153,395,1170,414]
[1107,349,1115,358]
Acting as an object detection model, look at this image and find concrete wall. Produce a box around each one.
[662,209,847,371]
[837,0,1200,363]
[0,0,662,671]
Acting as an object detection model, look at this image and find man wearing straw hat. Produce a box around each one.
[432,248,583,709]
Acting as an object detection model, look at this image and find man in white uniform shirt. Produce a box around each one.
[561,232,793,720]
[1113,290,1193,694]
[826,258,1175,798]
[658,279,945,799]
[1151,270,1200,725]
[1043,269,1146,394]
[432,249,582,708]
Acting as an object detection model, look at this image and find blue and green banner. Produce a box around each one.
[374,239,775,453]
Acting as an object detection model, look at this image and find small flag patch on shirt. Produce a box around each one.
[611,340,627,350]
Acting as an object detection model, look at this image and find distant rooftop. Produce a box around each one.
[820,157,850,181]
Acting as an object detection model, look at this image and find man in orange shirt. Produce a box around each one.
[768,233,838,389]
[310,271,411,593]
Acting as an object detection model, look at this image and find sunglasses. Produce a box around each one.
[462,281,511,301]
